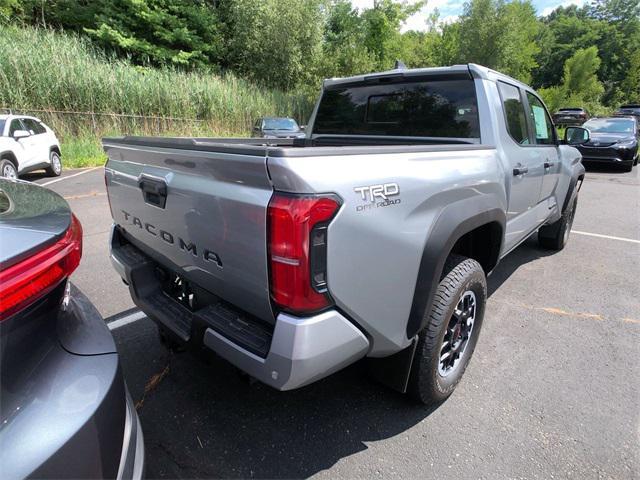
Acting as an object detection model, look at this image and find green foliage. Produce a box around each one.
[61,135,107,168]
[221,0,325,91]
[0,26,312,136]
[10,0,223,69]
[455,0,540,83]
[4,0,639,116]
[538,46,605,113]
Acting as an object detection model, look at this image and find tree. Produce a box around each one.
[497,0,540,83]
[539,46,605,112]
[8,0,223,69]
[455,0,539,82]
[221,0,325,91]
[360,0,423,67]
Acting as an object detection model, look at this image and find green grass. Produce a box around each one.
[61,136,107,168]
[0,25,314,167]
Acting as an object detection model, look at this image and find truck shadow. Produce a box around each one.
[116,235,556,479]
[122,327,437,479]
[486,234,556,297]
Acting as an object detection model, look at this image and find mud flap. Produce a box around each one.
[367,336,418,393]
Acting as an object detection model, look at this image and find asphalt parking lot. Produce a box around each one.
[30,165,639,479]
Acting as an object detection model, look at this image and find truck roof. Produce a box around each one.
[323,63,532,92]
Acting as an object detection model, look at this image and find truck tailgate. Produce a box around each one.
[103,138,275,323]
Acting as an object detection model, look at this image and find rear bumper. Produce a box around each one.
[203,309,369,390]
[110,224,369,390]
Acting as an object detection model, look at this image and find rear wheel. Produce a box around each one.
[407,254,486,405]
[0,159,17,179]
[538,196,577,250]
[45,151,62,177]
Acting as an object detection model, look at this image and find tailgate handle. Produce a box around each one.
[139,177,167,209]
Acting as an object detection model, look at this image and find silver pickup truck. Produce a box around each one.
[104,64,587,405]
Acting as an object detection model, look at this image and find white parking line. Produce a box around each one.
[573,230,640,244]
[40,166,101,186]
[107,311,147,330]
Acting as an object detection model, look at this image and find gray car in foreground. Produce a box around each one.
[0,179,144,479]
[104,64,586,405]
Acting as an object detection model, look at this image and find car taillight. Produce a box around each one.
[0,214,82,320]
[268,193,340,314]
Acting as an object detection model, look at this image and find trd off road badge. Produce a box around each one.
[353,182,401,212]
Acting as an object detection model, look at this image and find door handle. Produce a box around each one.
[513,166,529,176]
[544,161,555,169]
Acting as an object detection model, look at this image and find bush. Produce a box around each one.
[0,25,314,140]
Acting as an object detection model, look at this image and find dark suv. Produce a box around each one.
[613,104,640,122]
[552,107,589,125]
[251,117,306,139]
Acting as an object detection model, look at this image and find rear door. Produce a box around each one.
[104,139,276,322]
[497,81,544,252]
[523,92,561,204]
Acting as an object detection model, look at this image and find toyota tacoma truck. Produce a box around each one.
[104,64,586,405]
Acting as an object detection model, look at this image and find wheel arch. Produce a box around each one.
[0,150,18,167]
[50,145,61,156]
[406,199,505,339]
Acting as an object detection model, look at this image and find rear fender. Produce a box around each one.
[406,198,505,338]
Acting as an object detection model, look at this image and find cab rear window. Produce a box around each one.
[313,79,480,139]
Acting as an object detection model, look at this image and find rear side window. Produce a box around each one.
[498,82,529,145]
[313,79,480,139]
[0,120,5,135]
[525,93,555,145]
[21,118,46,135]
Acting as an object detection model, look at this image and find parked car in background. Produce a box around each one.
[252,117,306,139]
[552,107,589,126]
[103,63,586,406]
[575,116,638,171]
[0,179,144,478]
[613,104,640,122]
[0,114,62,179]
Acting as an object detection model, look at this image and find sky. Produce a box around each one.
[350,0,587,31]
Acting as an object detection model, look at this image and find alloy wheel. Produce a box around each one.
[2,163,17,179]
[438,290,476,377]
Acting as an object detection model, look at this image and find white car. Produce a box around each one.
[0,114,62,179]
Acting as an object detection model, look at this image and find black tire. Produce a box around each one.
[45,150,62,177]
[622,161,633,172]
[538,196,577,250]
[407,254,487,405]
[0,158,18,179]
[633,155,638,167]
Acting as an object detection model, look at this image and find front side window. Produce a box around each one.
[526,93,555,145]
[9,119,24,136]
[498,82,529,145]
[313,79,480,139]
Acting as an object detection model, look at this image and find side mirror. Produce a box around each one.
[13,129,31,139]
[564,126,590,145]
[253,126,261,132]
[299,125,306,131]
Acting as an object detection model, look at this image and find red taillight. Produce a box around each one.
[0,214,82,320]
[268,193,340,314]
